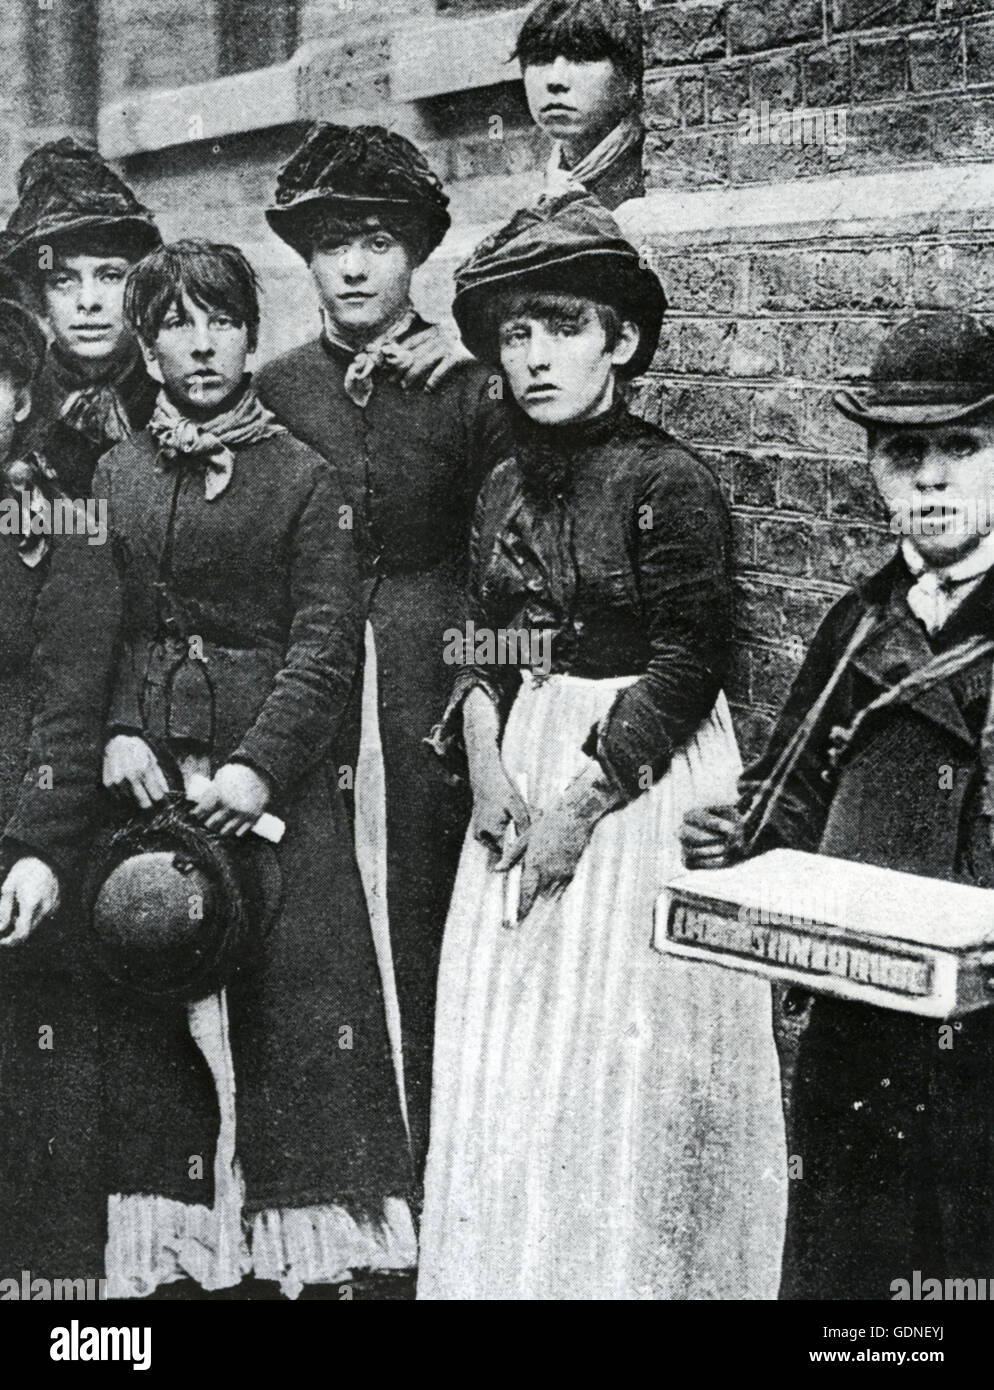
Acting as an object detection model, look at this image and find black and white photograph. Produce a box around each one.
[0,0,991,1355]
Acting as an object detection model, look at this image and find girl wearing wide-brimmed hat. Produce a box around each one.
[2,138,161,496]
[259,124,511,1176]
[418,194,787,1300]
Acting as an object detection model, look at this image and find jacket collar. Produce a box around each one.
[847,549,994,747]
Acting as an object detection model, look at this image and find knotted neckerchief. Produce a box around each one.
[322,305,417,408]
[52,339,145,447]
[544,114,644,201]
[3,451,65,568]
[902,534,994,636]
[149,388,287,501]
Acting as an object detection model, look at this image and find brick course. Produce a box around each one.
[1,0,993,759]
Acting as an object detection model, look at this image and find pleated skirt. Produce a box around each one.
[418,672,787,1300]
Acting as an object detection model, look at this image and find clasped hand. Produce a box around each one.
[471,760,598,923]
[103,734,270,836]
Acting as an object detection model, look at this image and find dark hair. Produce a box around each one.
[124,240,261,352]
[514,0,644,93]
[0,301,46,392]
[305,209,430,267]
[486,289,628,357]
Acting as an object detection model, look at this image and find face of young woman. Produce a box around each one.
[498,307,638,426]
[309,227,414,346]
[41,254,133,369]
[0,373,30,465]
[870,418,994,568]
[146,291,250,413]
[524,56,633,150]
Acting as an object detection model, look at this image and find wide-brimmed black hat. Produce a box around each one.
[0,295,47,385]
[835,311,994,428]
[452,192,666,378]
[82,800,282,1001]
[2,138,161,278]
[266,123,451,264]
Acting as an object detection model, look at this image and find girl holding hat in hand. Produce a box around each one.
[93,240,413,1299]
[418,195,786,1300]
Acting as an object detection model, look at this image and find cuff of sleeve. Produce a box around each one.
[0,829,66,885]
[424,670,506,786]
[589,694,676,802]
[228,739,287,799]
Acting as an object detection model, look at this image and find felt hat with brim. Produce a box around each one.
[266,122,451,263]
[452,192,666,378]
[0,296,46,384]
[834,311,994,428]
[2,138,161,277]
[82,800,282,1001]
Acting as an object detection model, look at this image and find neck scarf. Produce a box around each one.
[321,305,417,408]
[901,533,994,636]
[50,338,146,448]
[544,115,643,200]
[149,386,287,501]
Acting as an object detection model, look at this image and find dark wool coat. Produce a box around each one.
[0,511,122,1282]
[92,425,412,1211]
[257,330,511,1172]
[26,344,158,497]
[741,553,994,1300]
[439,399,733,795]
[577,132,645,211]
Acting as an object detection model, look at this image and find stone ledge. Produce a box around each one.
[391,5,528,101]
[616,161,994,247]
[99,8,529,159]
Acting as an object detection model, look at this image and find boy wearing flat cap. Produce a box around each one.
[682,311,994,1299]
[259,123,512,1176]
[2,138,161,496]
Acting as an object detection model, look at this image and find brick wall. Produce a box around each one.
[2,0,994,757]
[632,0,994,756]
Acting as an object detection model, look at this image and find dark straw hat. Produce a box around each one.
[452,192,666,378]
[834,311,994,428]
[82,800,282,1001]
[266,122,451,263]
[2,137,161,277]
[0,295,47,385]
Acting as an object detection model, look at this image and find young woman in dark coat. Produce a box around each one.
[258,124,512,1176]
[0,298,122,1286]
[1,139,161,497]
[92,241,413,1299]
[419,195,786,1300]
